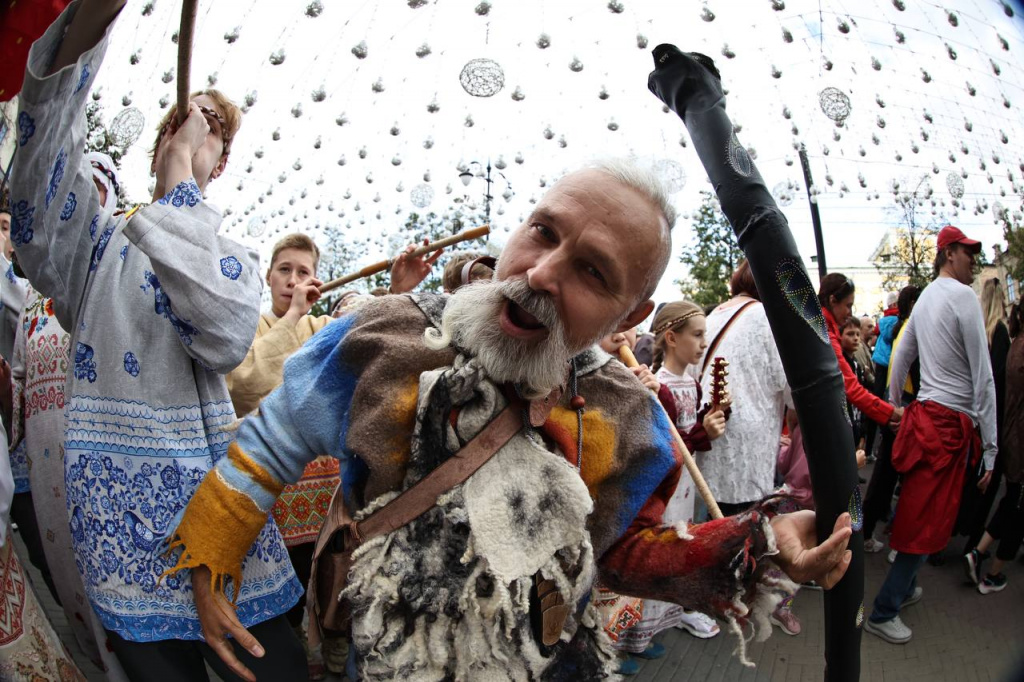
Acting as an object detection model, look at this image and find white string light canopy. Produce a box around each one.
[83,0,1024,274]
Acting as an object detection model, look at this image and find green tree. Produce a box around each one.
[310,224,371,316]
[875,176,941,290]
[677,191,743,306]
[995,192,1024,289]
[398,206,490,292]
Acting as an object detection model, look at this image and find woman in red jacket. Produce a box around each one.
[818,273,904,431]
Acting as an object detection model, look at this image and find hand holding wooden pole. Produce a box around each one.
[176,0,199,124]
[618,345,724,520]
[320,225,491,294]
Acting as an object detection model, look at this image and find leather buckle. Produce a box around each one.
[529,386,563,427]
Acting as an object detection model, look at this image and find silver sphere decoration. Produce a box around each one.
[306,1,324,17]
[653,159,686,194]
[269,49,286,66]
[818,87,851,123]
[109,107,145,148]
[248,216,266,238]
[772,180,799,207]
[352,41,368,59]
[410,184,435,208]
[946,171,962,197]
[460,58,505,97]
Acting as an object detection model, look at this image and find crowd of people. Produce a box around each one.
[0,2,1018,681]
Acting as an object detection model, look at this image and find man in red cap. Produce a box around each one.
[865,225,996,645]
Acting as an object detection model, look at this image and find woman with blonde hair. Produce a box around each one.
[959,278,1011,552]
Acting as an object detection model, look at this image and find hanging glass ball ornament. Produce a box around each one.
[946,172,964,199]
[818,87,851,123]
[653,159,686,193]
[248,216,266,238]
[460,58,505,97]
[411,184,435,208]
[109,107,145,148]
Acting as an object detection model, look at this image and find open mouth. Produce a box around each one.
[499,298,550,341]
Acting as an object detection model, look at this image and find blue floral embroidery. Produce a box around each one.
[220,256,243,280]
[74,342,98,383]
[60,191,78,221]
[89,215,99,240]
[45,148,68,208]
[156,179,202,208]
[140,271,200,347]
[10,200,35,246]
[4,264,15,284]
[90,223,116,271]
[17,111,35,146]
[75,63,91,94]
[123,352,140,377]
[120,245,129,260]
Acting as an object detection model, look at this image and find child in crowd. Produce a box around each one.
[603,302,726,672]
[840,316,870,450]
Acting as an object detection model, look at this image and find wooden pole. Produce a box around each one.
[320,225,491,293]
[618,345,723,520]
[176,0,199,125]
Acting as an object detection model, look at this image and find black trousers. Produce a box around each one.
[987,481,1024,563]
[285,542,314,628]
[862,425,898,540]
[10,491,59,604]
[107,614,308,682]
[717,500,757,517]
[862,362,888,454]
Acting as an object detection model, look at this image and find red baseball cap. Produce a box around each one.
[937,225,981,254]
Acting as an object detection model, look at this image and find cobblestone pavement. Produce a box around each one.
[16,468,1024,682]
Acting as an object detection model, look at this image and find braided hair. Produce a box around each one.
[650,300,704,372]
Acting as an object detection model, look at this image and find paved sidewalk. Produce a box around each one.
[15,468,1024,681]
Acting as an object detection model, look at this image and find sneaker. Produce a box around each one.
[963,549,987,585]
[771,608,802,636]
[617,657,640,676]
[634,642,666,660]
[887,549,897,564]
[978,573,1008,594]
[864,615,912,644]
[900,586,923,609]
[675,610,720,639]
[864,537,885,553]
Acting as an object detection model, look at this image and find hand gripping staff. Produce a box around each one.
[648,46,863,681]
[176,0,199,125]
[617,345,723,520]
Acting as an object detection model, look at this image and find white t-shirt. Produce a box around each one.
[888,276,998,469]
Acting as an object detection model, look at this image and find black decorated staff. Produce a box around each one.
[647,46,863,682]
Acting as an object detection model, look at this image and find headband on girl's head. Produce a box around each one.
[652,310,703,336]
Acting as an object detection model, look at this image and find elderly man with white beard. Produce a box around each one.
[168,160,852,681]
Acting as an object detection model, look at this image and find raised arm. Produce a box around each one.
[11,2,121,331]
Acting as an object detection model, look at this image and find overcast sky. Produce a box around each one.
[87,0,1024,304]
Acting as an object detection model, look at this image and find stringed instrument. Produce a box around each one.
[708,357,729,410]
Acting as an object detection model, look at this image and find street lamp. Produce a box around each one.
[457,159,512,228]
